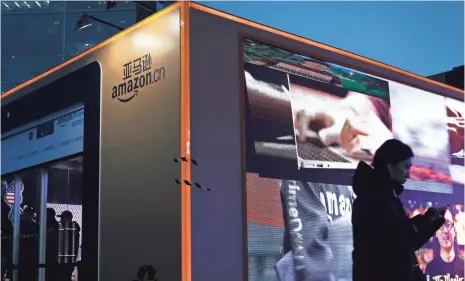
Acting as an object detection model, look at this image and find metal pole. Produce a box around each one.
[37,168,49,281]
[11,176,22,281]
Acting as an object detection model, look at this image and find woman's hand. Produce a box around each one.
[424,206,447,224]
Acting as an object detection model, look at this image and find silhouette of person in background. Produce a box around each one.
[45,208,59,281]
[352,139,446,281]
[1,201,13,280]
[18,206,39,281]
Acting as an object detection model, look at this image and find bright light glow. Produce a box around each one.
[132,32,162,51]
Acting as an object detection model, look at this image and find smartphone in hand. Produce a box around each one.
[438,205,449,216]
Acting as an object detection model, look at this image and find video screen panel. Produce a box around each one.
[243,38,465,281]
[243,38,464,192]
[245,177,465,281]
[244,39,392,171]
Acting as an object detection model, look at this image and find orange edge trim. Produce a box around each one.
[1,2,182,99]
[180,2,192,281]
[190,2,464,95]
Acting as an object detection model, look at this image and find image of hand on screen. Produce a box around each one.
[243,41,394,169]
[425,208,465,280]
[352,139,445,281]
[293,88,392,157]
[277,180,354,281]
[290,78,392,167]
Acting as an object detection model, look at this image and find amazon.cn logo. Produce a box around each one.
[111,53,166,103]
[134,265,158,281]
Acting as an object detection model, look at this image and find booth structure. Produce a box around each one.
[1,2,464,281]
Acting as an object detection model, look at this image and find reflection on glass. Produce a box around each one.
[1,13,64,82]
[1,2,137,92]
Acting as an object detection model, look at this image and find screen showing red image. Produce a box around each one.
[388,81,454,193]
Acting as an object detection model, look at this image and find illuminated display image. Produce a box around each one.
[244,38,392,170]
[389,82,453,193]
[445,98,465,166]
[289,74,392,170]
[400,190,465,281]
[243,38,465,281]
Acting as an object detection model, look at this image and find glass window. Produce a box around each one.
[0,1,65,14]
[66,1,135,12]
[1,13,64,82]
[64,10,136,59]
[48,158,83,207]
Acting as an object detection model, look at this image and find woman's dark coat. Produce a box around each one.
[352,162,444,281]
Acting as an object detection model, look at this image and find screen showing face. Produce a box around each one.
[445,98,465,166]
[243,38,465,281]
[399,189,465,280]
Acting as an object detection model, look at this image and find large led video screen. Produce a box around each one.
[242,38,465,281]
[243,38,464,192]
